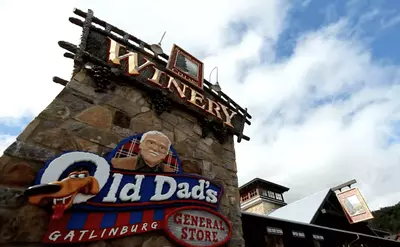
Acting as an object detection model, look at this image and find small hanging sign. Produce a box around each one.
[336,188,374,224]
[167,44,204,90]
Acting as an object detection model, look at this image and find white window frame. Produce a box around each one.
[267,227,283,235]
[268,191,275,198]
[313,234,324,241]
[292,231,305,238]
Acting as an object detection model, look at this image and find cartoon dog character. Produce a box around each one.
[25,170,99,220]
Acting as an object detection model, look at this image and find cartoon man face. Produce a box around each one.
[139,132,170,167]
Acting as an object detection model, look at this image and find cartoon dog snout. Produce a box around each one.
[24,184,62,197]
[25,170,100,220]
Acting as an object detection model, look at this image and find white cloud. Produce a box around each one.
[381,14,400,29]
[302,0,312,8]
[234,20,400,210]
[0,0,78,118]
[0,0,399,212]
[0,135,16,155]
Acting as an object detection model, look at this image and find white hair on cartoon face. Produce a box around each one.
[140,130,171,153]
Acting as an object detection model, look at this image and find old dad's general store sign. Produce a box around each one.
[165,206,232,247]
[25,131,231,246]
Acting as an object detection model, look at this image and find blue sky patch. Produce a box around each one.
[275,0,400,63]
[0,116,32,137]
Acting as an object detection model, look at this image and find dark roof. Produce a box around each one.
[269,188,378,236]
[239,177,290,193]
[370,228,391,236]
[241,212,400,244]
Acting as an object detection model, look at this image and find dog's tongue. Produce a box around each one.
[52,204,65,220]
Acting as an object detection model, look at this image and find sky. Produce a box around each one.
[1,0,400,211]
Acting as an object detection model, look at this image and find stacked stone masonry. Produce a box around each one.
[0,70,245,247]
[243,201,281,215]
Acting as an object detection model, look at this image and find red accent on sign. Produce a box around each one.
[87,199,219,208]
[84,212,104,229]
[142,210,155,223]
[48,212,72,230]
[164,207,175,216]
[115,212,131,227]
[163,206,232,247]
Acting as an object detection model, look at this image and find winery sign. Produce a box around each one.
[107,39,237,129]
[63,8,251,143]
[25,131,232,246]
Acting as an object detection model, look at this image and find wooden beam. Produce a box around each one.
[331,179,357,192]
[52,76,68,86]
[63,52,75,59]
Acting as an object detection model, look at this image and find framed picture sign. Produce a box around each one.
[167,44,204,90]
[336,188,374,224]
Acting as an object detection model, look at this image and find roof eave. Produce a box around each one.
[239,178,290,192]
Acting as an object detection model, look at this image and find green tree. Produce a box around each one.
[369,202,400,233]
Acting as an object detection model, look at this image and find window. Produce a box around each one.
[249,189,258,198]
[241,189,259,202]
[275,193,283,200]
[268,191,275,198]
[241,194,249,202]
[267,227,283,235]
[292,231,305,238]
[312,234,324,241]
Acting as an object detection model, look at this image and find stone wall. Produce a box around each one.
[243,200,281,215]
[244,203,265,215]
[261,201,281,215]
[0,70,244,247]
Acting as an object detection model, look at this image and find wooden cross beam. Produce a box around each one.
[331,179,357,192]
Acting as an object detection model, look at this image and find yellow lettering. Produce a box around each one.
[167,77,188,98]
[206,99,222,119]
[126,53,154,75]
[108,38,123,64]
[148,66,164,87]
[219,103,237,128]
[108,38,154,75]
[188,87,205,109]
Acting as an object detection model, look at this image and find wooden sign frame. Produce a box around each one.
[336,188,374,224]
[167,44,204,90]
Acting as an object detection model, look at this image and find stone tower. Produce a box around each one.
[239,178,289,215]
[0,8,251,247]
